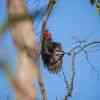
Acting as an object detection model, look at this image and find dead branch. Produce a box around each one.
[73,40,99,79]
[64,52,76,100]
[68,41,100,54]
[63,40,100,100]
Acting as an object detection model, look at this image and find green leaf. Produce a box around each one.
[96,4,100,14]
[96,3,100,8]
[90,0,96,5]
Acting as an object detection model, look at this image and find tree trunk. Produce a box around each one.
[7,0,37,99]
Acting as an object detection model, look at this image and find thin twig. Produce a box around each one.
[83,50,99,79]
[73,41,100,79]
[63,41,100,100]
[75,41,100,54]
[63,52,76,100]
[67,41,100,55]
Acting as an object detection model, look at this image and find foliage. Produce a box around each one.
[90,0,100,13]
[90,0,96,5]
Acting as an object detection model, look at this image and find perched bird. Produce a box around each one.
[41,30,64,74]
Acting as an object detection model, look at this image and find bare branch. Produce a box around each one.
[67,41,100,55]
[63,52,76,100]
[63,40,100,100]
[83,50,99,79]
[75,42,100,79]
[41,0,56,34]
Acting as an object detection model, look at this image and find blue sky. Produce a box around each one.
[0,0,100,100]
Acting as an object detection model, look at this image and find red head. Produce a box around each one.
[43,31,52,41]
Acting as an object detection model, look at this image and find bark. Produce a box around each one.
[7,0,39,100]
